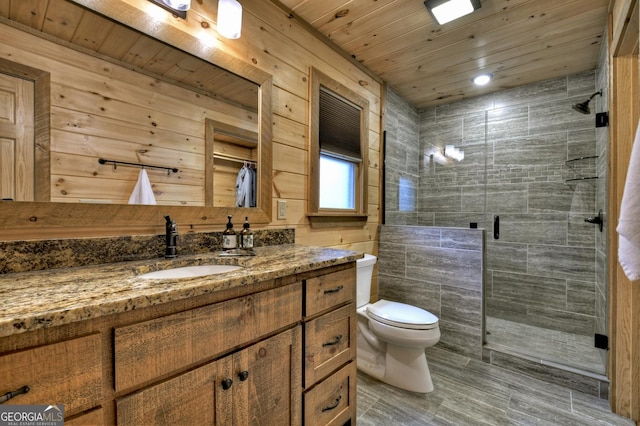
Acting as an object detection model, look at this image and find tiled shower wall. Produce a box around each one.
[384,70,606,339]
[384,88,420,225]
[377,225,484,359]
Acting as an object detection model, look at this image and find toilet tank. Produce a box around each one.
[356,254,377,308]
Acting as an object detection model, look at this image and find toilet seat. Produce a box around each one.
[366,299,438,330]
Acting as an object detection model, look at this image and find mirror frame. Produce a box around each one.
[0,0,272,234]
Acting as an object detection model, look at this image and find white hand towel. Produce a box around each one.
[617,123,640,281]
[128,169,157,205]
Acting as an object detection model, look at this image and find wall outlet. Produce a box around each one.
[277,200,287,220]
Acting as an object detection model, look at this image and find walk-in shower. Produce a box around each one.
[382,67,609,384]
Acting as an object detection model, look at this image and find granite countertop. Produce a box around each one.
[0,244,362,338]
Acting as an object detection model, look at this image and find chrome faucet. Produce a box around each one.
[164,215,178,258]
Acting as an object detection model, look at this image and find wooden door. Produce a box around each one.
[0,72,34,201]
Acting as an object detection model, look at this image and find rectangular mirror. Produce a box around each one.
[0,0,272,230]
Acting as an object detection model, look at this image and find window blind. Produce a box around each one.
[319,88,362,162]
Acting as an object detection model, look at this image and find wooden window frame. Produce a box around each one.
[308,68,369,227]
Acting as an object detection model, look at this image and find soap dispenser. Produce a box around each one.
[222,215,237,250]
[240,217,253,249]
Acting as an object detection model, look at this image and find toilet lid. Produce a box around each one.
[366,299,439,330]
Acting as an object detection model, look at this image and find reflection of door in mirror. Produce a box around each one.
[205,119,258,208]
[0,73,34,201]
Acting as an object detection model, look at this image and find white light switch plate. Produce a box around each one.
[277,200,287,220]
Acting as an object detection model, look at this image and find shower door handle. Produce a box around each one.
[494,215,499,240]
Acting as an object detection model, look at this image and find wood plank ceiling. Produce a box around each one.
[275,0,609,109]
[0,0,610,110]
[0,0,258,112]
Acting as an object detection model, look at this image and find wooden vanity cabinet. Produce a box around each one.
[116,327,301,425]
[0,260,358,425]
[114,282,302,425]
[113,283,302,393]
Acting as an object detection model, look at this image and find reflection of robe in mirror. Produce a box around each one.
[235,165,255,207]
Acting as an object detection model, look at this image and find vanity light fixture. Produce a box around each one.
[218,0,243,39]
[424,0,481,25]
[472,73,492,86]
[162,0,190,11]
[148,0,189,19]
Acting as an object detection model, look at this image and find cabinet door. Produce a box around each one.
[219,326,301,425]
[65,407,104,426]
[116,363,218,425]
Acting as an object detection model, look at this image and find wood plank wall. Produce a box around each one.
[608,0,640,421]
[0,0,381,257]
[233,1,382,254]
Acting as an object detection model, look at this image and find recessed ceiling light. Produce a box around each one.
[472,73,492,86]
[424,0,481,25]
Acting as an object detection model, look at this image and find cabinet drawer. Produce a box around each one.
[304,362,356,426]
[0,333,102,415]
[114,283,301,391]
[304,304,356,387]
[305,267,355,318]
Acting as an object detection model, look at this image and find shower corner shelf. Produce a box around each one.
[565,155,599,183]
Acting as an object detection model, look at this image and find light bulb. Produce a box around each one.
[218,0,242,39]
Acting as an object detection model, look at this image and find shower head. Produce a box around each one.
[572,90,602,115]
[572,100,592,114]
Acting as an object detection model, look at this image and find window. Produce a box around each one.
[308,68,369,225]
[320,155,355,209]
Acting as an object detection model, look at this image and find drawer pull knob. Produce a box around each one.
[323,285,344,294]
[321,394,342,412]
[322,335,343,347]
[238,370,249,381]
[0,386,30,404]
[221,378,233,390]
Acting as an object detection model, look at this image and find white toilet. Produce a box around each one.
[356,254,440,393]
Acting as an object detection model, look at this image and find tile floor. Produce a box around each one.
[356,346,633,425]
[485,316,606,375]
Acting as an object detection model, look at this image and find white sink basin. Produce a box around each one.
[138,265,243,279]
